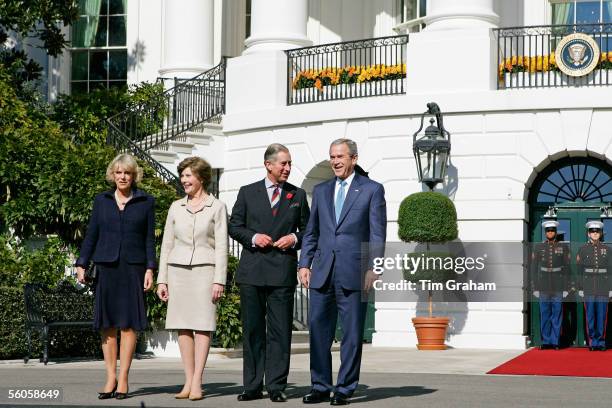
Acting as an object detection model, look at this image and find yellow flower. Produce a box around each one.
[315,78,323,91]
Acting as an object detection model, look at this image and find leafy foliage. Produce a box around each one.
[0,236,99,360]
[398,192,458,243]
[214,255,242,348]
[0,0,79,57]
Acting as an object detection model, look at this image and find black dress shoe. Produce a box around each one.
[302,390,330,404]
[597,346,607,351]
[97,381,117,400]
[539,344,551,350]
[330,392,349,405]
[237,391,264,401]
[553,345,560,350]
[269,391,287,402]
[589,346,595,351]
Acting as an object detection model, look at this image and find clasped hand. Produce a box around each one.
[254,233,295,249]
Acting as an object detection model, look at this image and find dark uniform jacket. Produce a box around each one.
[577,241,612,296]
[531,240,571,293]
[229,180,310,287]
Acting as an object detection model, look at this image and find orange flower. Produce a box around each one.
[314,78,323,91]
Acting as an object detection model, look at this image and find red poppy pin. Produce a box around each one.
[286,193,294,200]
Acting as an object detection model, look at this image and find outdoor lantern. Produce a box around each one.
[412,102,451,190]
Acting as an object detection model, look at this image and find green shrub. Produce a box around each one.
[398,191,458,243]
[214,255,242,348]
[0,284,100,361]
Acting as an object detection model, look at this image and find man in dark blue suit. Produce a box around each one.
[298,138,386,405]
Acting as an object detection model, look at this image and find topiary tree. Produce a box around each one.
[398,191,458,317]
[398,191,457,243]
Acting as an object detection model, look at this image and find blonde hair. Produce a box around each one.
[105,154,143,186]
[177,156,212,190]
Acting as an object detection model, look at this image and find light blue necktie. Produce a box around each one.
[335,180,347,223]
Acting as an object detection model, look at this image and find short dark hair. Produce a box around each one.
[177,157,212,190]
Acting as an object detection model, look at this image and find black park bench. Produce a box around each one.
[23,281,94,364]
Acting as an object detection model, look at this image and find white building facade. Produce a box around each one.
[29,0,612,351]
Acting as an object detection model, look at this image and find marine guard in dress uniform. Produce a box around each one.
[577,221,612,351]
[531,220,571,350]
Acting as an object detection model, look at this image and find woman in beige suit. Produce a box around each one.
[156,157,228,401]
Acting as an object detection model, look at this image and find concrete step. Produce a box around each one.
[150,149,178,164]
[168,140,195,154]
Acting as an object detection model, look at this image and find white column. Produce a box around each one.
[159,0,214,79]
[424,0,499,30]
[405,0,499,92]
[243,0,311,54]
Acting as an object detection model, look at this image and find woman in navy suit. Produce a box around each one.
[75,154,156,400]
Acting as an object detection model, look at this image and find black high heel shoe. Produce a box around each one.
[115,386,129,400]
[98,381,117,400]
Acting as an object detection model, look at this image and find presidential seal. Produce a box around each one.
[555,32,600,77]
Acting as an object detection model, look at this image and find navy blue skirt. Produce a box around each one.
[93,253,148,331]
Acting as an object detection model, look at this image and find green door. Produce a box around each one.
[530,206,607,347]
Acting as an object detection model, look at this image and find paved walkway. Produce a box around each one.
[1,346,611,407]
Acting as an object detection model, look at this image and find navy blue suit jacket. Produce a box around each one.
[76,188,157,269]
[298,173,386,291]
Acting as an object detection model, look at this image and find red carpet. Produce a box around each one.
[488,348,612,377]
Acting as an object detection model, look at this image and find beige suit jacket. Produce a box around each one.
[157,195,228,285]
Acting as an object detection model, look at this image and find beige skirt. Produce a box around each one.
[165,264,217,331]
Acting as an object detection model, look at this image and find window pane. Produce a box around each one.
[71,81,88,94]
[109,80,127,90]
[94,16,108,46]
[101,0,109,14]
[79,0,103,16]
[70,16,91,47]
[419,0,426,17]
[406,0,417,20]
[109,16,126,46]
[72,16,99,47]
[90,51,108,80]
[109,0,125,14]
[552,2,574,25]
[603,0,612,22]
[90,81,108,91]
[576,1,601,24]
[109,50,127,79]
[71,51,88,80]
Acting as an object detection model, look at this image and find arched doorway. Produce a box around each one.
[528,156,612,347]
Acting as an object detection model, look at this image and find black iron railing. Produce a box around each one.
[495,23,612,89]
[285,35,408,105]
[107,121,184,193]
[107,57,226,152]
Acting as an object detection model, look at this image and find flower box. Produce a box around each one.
[291,78,406,103]
[502,69,612,88]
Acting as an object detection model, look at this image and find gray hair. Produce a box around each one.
[330,138,358,156]
[264,143,290,162]
[105,154,143,185]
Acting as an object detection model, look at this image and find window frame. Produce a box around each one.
[70,0,128,93]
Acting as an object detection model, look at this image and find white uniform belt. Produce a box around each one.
[584,268,607,273]
[540,267,562,272]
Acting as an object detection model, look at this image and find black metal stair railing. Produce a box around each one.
[107,57,226,151]
[105,58,227,194]
[107,122,184,193]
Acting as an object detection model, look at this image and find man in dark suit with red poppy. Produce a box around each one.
[229,143,310,402]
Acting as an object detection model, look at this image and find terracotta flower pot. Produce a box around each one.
[412,316,450,350]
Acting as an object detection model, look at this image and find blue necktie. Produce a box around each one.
[335,180,347,223]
